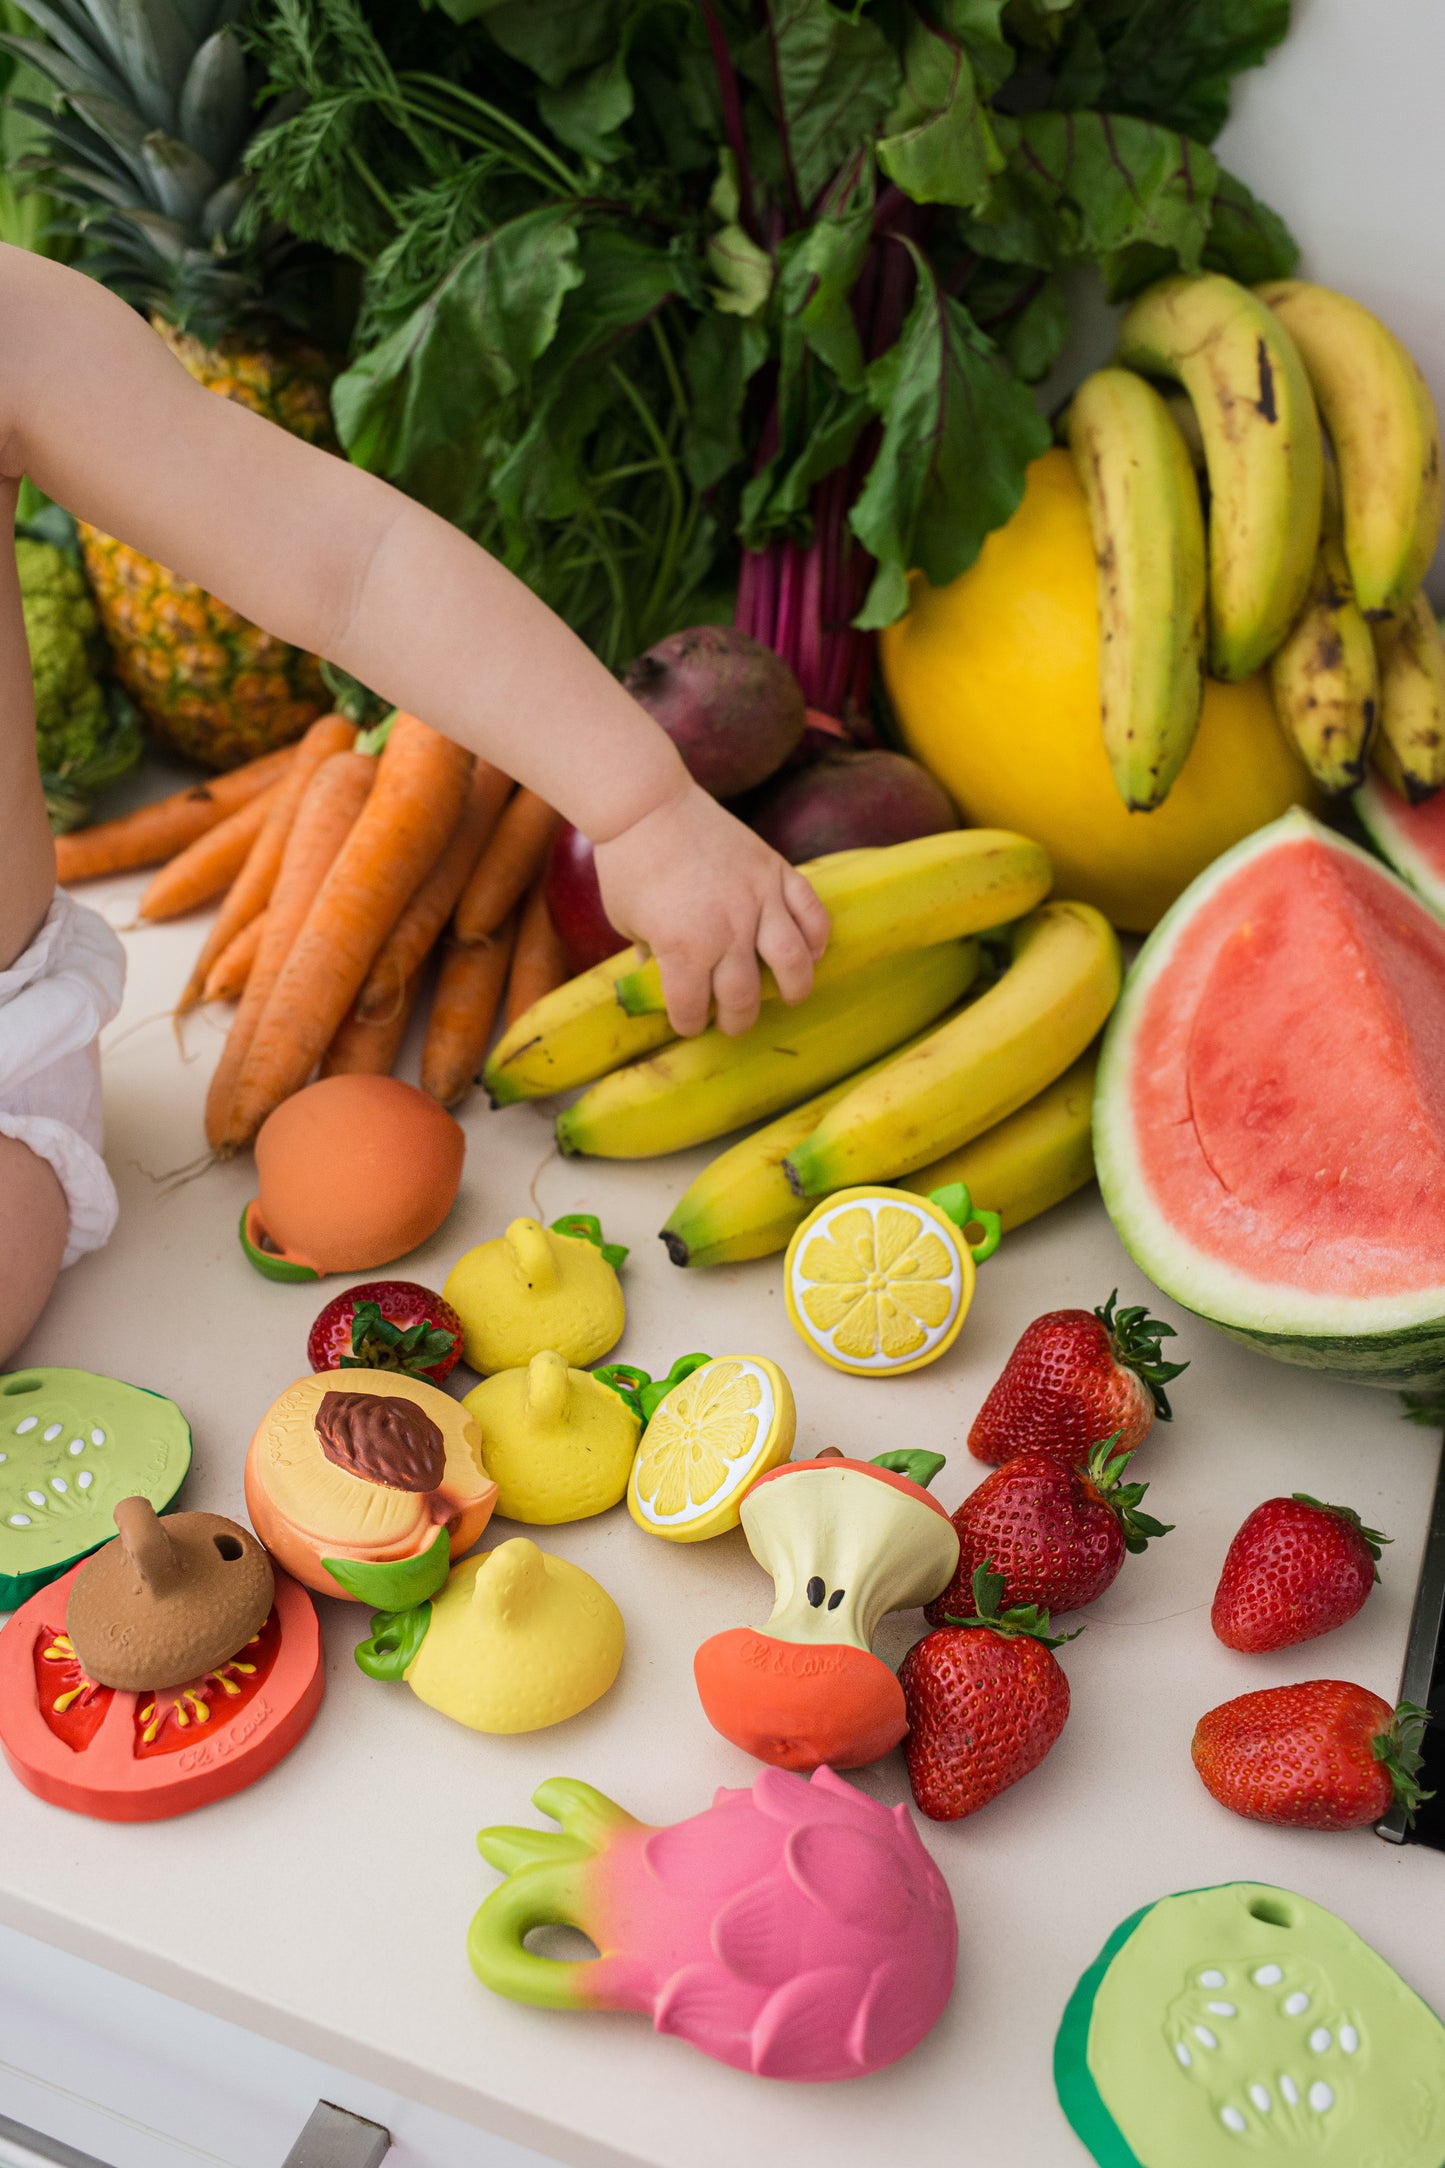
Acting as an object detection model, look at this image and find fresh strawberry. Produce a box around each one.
[307,1281,463,1386]
[968,1291,1186,1466]
[1193,1683,1432,1831]
[927,1439,1171,1622]
[899,1565,1077,1821]
[1211,1494,1390,1653]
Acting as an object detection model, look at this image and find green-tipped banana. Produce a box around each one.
[1066,368,1207,810]
[557,941,978,1161]
[483,946,674,1105]
[1268,468,1379,792]
[1259,279,1443,620]
[897,1048,1098,1228]
[663,1042,1097,1269]
[1116,273,1323,681]
[614,828,1051,1018]
[1370,591,1445,804]
[783,902,1121,1198]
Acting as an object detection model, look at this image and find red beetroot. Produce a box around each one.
[544,823,626,974]
[750,746,959,862]
[624,626,805,798]
[927,1442,1172,1622]
[1211,1494,1389,1653]
[307,1280,462,1385]
[969,1291,1187,1466]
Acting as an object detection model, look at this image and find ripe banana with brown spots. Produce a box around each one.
[1370,591,1445,804]
[1268,469,1379,793]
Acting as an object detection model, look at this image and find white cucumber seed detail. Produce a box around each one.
[50,1478,66,1493]
[77,1471,93,1489]
[26,1491,44,1507]
[1220,2107,1247,2134]
[1205,2001,1237,2017]
[1193,2026,1218,2050]
[1248,2084,1272,2113]
[1253,1964,1284,1987]
[1308,2027,1331,2053]
[42,1424,60,1441]
[1308,2082,1334,2113]
[1280,2075,1299,2106]
[68,1439,83,1455]
[1198,1970,1226,1989]
[1338,2025,1359,2054]
[14,1417,36,1433]
[1175,2042,1192,2068]
[8,1514,29,1527]
[1283,1991,1310,2017]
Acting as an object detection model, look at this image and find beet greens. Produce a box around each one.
[246,0,1297,705]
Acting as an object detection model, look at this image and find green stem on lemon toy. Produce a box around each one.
[550,1214,629,1269]
[593,1352,712,1426]
[928,1183,1002,1264]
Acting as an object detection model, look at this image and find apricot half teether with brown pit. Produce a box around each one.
[65,1499,274,1693]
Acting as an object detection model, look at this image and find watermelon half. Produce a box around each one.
[1355,771,1445,920]
[1096,809,1445,1386]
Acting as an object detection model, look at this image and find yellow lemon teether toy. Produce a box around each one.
[355,1537,623,1732]
[626,1356,796,1543]
[464,1350,641,1524]
[443,1214,626,1375]
[784,1183,1001,1378]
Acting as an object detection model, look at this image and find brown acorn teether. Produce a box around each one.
[66,1498,274,1691]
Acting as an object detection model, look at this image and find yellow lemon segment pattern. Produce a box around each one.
[628,1356,795,1543]
[785,1190,972,1377]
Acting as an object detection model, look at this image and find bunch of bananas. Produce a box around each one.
[484,832,1123,1268]
[1068,274,1444,806]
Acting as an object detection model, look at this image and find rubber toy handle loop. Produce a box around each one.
[637,1352,712,1424]
[354,1600,432,1682]
[550,1214,629,1270]
[871,1448,947,1491]
[928,1182,1003,1265]
[592,1363,650,1423]
[466,1864,595,2010]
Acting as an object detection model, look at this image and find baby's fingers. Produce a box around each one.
[757,895,816,1007]
[712,943,762,1038]
[655,942,715,1039]
[784,867,830,959]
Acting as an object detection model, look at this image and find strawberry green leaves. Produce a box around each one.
[850,245,1050,627]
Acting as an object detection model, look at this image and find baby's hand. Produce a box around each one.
[593,780,830,1036]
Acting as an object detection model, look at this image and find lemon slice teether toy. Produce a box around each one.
[784,1183,1001,1377]
[443,1214,627,1374]
[614,1355,796,1542]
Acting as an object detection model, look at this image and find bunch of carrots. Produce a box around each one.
[54,713,571,1146]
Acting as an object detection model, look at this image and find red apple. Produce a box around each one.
[545,824,627,974]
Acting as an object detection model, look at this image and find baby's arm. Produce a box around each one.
[0,247,827,1034]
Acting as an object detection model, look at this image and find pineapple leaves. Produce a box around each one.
[177,24,247,178]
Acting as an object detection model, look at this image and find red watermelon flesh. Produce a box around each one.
[1097,809,1445,1384]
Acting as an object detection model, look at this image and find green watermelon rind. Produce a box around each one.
[0,1374,192,1612]
[1354,772,1445,923]
[1095,809,1445,1388]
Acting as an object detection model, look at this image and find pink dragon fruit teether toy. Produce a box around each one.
[468,1763,957,2082]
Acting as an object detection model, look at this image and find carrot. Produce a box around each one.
[55,744,298,884]
[201,912,266,1004]
[321,964,426,1079]
[178,714,357,1011]
[224,714,474,1146]
[453,787,561,943]
[422,919,517,1106]
[204,748,378,1149]
[136,781,283,922]
[504,879,571,1028]
[355,760,512,1020]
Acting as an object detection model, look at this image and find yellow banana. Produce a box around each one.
[783,901,1121,1198]
[1268,470,1379,792]
[1116,273,1323,681]
[557,939,979,1160]
[484,946,673,1106]
[1066,368,1207,810]
[614,828,1051,1017]
[658,1027,942,1268]
[1258,279,1443,619]
[897,1047,1098,1228]
[1370,591,1445,804]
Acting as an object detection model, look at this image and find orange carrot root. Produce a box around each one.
[422,919,517,1106]
[452,786,560,944]
[137,781,282,922]
[322,964,426,1078]
[504,879,570,1028]
[201,912,266,1003]
[357,760,511,1021]
[55,744,298,884]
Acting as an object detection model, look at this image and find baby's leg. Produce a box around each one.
[0,1133,68,1365]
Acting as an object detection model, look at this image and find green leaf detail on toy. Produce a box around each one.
[927,1183,1002,1263]
[238,1202,321,1284]
[871,1449,947,1491]
[1096,1289,1188,1419]
[323,1525,452,1612]
[943,1562,1082,1649]
[0,1369,193,1610]
[594,1353,714,1427]
[1084,1436,1174,1556]
[355,1599,433,1682]
[1055,1881,1445,2168]
[1291,1492,1392,1577]
[1371,1701,1435,1823]
[340,1302,459,1378]
[549,1214,629,1269]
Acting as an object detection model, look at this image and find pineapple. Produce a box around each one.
[4,0,335,768]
